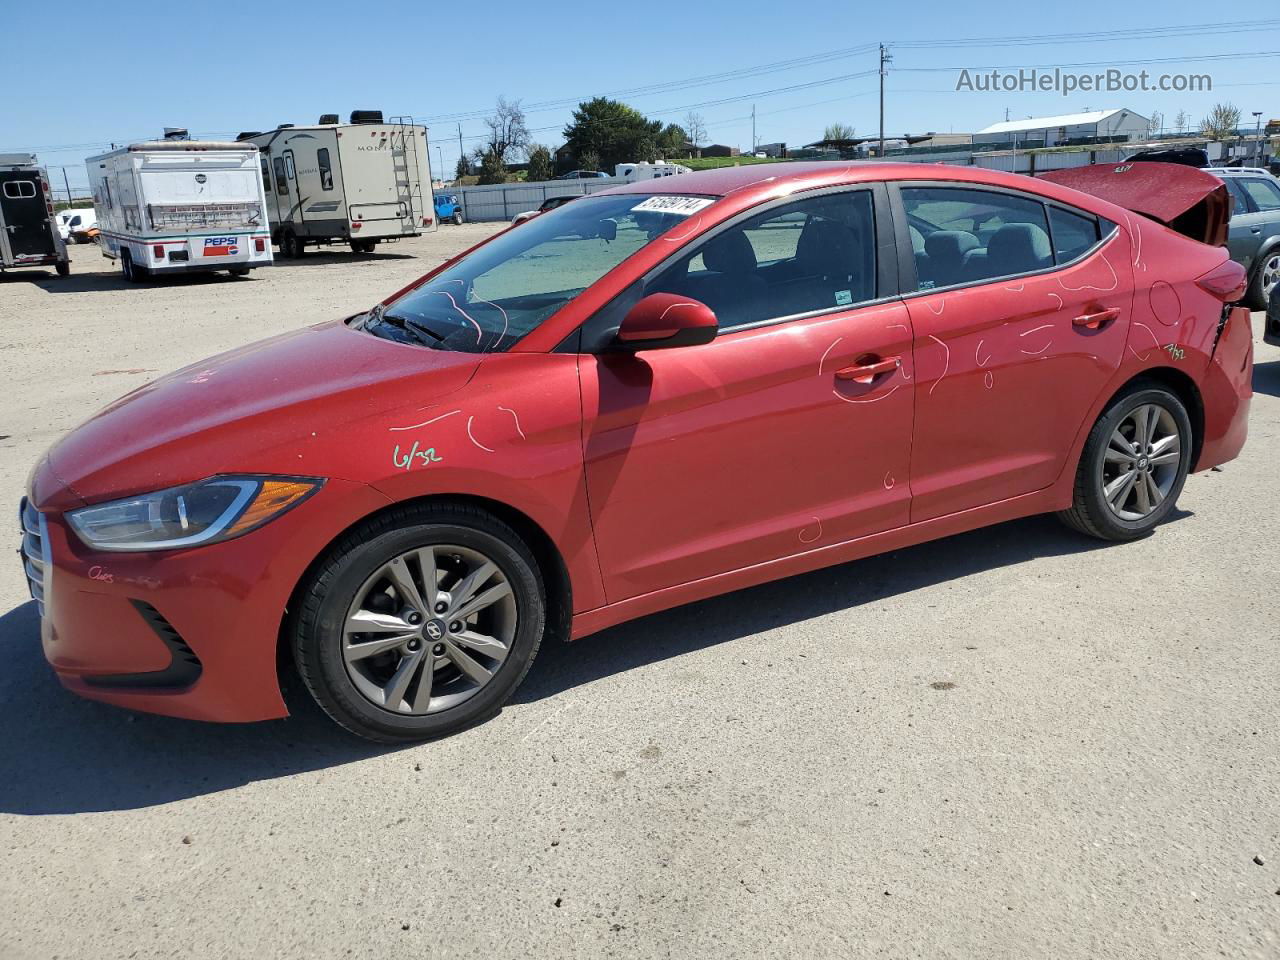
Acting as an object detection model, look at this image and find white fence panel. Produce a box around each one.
[453,177,629,222]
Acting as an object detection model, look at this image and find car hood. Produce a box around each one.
[1040,161,1232,247]
[36,320,482,510]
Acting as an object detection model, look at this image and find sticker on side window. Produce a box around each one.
[630,196,715,216]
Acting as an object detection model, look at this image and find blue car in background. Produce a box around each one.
[434,194,464,225]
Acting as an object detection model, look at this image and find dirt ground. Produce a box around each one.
[1,231,1279,960]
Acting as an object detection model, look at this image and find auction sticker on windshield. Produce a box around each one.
[630,196,716,216]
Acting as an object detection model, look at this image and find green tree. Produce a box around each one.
[454,155,471,180]
[526,143,554,182]
[1201,102,1242,140]
[563,97,663,172]
[579,149,601,174]
[658,123,688,159]
[477,149,507,185]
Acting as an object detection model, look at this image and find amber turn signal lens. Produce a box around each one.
[225,481,318,536]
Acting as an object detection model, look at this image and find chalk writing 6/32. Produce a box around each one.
[393,442,443,470]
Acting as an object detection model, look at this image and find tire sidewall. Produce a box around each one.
[1085,386,1192,537]
[299,519,544,741]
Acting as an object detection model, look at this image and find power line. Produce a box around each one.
[420,43,880,123]
[895,50,1280,72]
[891,19,1280,48]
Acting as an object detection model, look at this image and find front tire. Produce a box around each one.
[291,503,546,743]
[1058,383,1192,541]
[452,210,464,225]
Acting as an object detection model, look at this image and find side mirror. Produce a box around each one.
[614,293,718,350]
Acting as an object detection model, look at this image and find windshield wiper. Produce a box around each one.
[366,303,447,347]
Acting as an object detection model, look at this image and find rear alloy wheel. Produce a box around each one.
[1058,384,1192,541]
[292,504,545,742]
[1249,252,1280,309]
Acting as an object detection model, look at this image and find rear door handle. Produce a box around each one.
[835,356,901,383]
[1072,307,1121,330]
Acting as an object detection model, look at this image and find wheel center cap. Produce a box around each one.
[1137,457,1149,470]
[423,619,446,641]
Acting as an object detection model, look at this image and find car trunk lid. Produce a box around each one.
[1040,161,1232,247]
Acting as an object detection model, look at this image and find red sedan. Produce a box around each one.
[21,161,1253,742]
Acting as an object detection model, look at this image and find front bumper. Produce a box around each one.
[21,479,390,723]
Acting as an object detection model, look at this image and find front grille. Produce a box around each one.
[18,498,50,616]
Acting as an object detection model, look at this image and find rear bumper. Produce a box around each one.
[23,479,390,723]
[1196,306,1253,471]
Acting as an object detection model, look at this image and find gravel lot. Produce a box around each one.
[1,233,1278,960]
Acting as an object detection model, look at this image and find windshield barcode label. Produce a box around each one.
[630,196,715,216]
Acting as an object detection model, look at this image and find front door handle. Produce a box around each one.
[835,355,901,384]
[1072,307,1121,330]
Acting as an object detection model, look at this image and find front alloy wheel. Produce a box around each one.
[292,503,545,742]
[342,544,516,715]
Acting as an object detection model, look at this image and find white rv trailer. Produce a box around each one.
[0,153,70,276]
[86,140,273,281]
[242,111,435,257]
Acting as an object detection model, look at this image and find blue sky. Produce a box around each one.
[5,1,1278,196]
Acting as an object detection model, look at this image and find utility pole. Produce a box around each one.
[751,104,756,153]
[457,123,464,173]
[58,166,72,206]
[1253,111,1264,165]
[878,44,892,158]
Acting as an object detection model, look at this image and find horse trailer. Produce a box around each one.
[0,154,70,276]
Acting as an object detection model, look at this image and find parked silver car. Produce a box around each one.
[1210,167,1280,308]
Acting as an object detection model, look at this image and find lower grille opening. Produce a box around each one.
[84,600,203,690]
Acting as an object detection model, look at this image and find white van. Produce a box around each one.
[59,207,96,243]
[86,140,273,281]
[615,161,692,181]
[242,111,435,257]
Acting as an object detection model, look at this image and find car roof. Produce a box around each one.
[592,160,1091,199]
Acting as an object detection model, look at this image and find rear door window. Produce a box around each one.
[2,180,37,200]
[1240,177,1280,212]
[1048,207,1100,263]
[903,186,1052,289]
[1223,177,1254,215]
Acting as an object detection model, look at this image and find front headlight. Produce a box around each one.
[67,475,322,552]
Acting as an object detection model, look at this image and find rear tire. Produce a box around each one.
[349,240,375,254]
[291,503,546,743]
[1058,382,1192,542]
[228,266,250,277]
[281,229,304,259]
[120,250,145,283]
[55,261,70,277]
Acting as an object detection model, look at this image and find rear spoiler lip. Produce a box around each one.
[1039,161,1231,247]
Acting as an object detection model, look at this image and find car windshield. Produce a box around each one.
[359,193,714,352]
